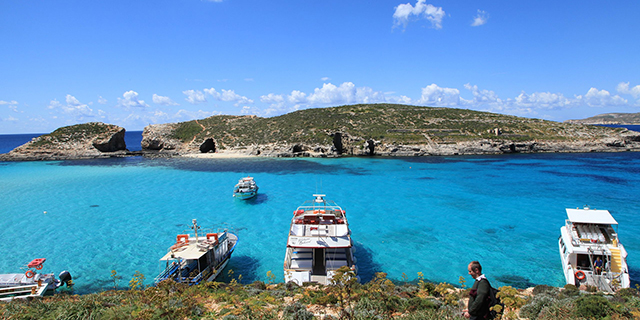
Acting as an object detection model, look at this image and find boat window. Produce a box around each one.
[576,254,591,270]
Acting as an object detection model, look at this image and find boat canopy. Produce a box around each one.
[566,208,618,225]
[160,244,208,261]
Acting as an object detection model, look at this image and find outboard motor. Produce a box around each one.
[58,270,73,287]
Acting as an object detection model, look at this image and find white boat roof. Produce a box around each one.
[566,208,618,225]
[288,235,351,248]
[160,242,209,261]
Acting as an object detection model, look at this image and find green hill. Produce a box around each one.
[566,112,640,125]
[169,104,624,147]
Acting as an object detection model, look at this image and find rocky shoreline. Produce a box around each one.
[3,121,640,161]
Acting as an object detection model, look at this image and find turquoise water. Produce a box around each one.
[1,153,640,294]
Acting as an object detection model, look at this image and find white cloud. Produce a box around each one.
[471,10,488,27]
[417,84,463,106]
[204,88,254,106]
[259,82,405,115]
[0,100,18,105]
[617,82,640,99]
[577,88,627,107]
[260,93,285,104]
[3,115,18,122]
[288,90,307,104]
[183,90,207,104]
[117,90,150,109]
[321,77,331,81]
[513,91,573,109]
[152,94,179,106]
[393,0,445,30]
[98,96,107,104]
[46,95,95,118]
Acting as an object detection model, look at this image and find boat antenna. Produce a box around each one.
[191,219,200,242]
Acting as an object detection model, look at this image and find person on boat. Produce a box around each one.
[595,257,603,275]
[463,260,492,320]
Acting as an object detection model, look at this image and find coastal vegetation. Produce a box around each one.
[2,268,640,319]
[168,104,626,147]
[27,123,122,149]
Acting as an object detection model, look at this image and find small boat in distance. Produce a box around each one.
[233,176,259,200]
[558,206,630,292]
[0,258,73,301]
[284,194,358,285]
[155,219,238,285]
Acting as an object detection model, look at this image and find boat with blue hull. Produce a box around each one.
[155,219,238,285]
[233,176,259,200]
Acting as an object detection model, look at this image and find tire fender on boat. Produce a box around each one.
[575,270,586,281]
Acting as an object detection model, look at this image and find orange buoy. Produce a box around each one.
[25,270,35,278]
[575,270,586,281]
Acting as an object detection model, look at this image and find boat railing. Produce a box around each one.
[290,224,349,237]
[154,261,180,283]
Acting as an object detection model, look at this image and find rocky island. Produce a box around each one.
[3,104,640,161]
[0,122,128,161]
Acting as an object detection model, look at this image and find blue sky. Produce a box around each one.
[1,1,639,134]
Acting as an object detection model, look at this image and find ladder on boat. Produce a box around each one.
[609,247,622,273]
[586,246,614,293]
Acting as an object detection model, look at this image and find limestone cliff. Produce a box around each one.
[0,122,127,161]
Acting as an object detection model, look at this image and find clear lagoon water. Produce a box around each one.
[2,152,640,294]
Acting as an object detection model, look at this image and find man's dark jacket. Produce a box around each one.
[468,278,491,319]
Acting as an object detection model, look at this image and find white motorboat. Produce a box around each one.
[284,194,358,285]
[155,219,238,285]
[0,258,72,301]
[558,206,630,292]
[233,176,259,200]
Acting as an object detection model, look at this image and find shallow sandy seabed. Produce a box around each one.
[181,151,256,159]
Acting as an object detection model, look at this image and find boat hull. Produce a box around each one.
[234,191,257,200]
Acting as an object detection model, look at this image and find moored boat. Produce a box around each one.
[0,258,72,301]
[284,194,358,285]
[558,206,630,292]
[233,176,259,200]
[155,219,238,285]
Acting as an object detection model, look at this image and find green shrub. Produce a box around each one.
[559,284,580,298]
[574,294,613,319]
[519,294,557,320]
[282,302,314,320]
[532,284,559,297]
[405,297,438,312]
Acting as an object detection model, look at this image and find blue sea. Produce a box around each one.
[1,129,640,294]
